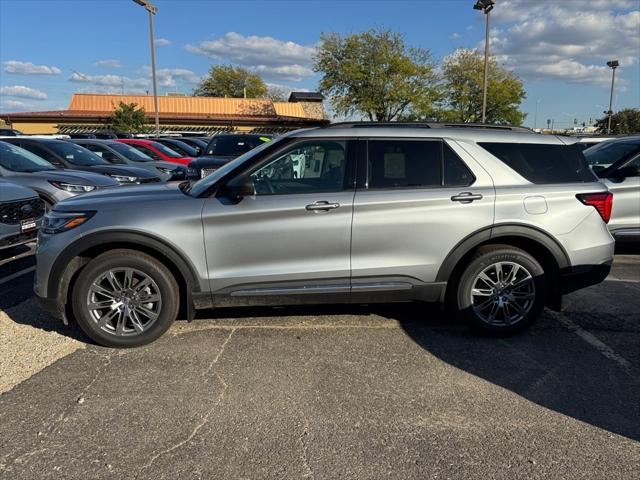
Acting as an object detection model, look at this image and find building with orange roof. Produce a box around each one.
[1,92,327,135]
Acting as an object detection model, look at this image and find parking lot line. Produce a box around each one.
[0,266,35,286]
[552,313,633,373]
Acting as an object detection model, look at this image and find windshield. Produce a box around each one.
[109,142,154,162]
[206,135,268,156]
[0,142,56,172]
[47,142,108,166]
[583,141,640,167]
[159,140,197,157]
[148,141,183,158]
[188,136,285,197]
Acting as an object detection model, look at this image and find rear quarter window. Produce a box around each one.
[479,142,597,184]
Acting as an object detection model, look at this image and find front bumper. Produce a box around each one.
[560,261,612,295]
[0,230,37,249]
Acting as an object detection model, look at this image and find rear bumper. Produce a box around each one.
[560,261,612,295]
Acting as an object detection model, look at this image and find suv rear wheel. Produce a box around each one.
[456,245,546,335]
[72,249,179,348]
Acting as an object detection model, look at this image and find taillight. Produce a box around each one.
[576,192,613,223]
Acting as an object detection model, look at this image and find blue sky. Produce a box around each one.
[1,0,638,128]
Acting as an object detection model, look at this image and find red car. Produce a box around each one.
[116,139,194,166]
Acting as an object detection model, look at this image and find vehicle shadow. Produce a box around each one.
[197,284,640,442]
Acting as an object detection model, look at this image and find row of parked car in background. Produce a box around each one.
[0,127,638,256]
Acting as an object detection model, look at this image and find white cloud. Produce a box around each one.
[3,60,62,75]
[185,32,316,80]
[0,99,35,112]
[141,66,202,87]
[94,59,122,68]
[69,72,149,89]
[154,38,171,47]
[76,86,149,95]
[486,0,640,87]
[450,32,462,40]
[0,85,47,100]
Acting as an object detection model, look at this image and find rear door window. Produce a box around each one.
[366,139,474,189]
[479,142,596,184]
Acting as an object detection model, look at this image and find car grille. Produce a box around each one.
[0,197,44,225]
[200,168,218,179]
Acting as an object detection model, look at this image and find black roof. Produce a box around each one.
[288,92,324,103]
[324,121,533,133]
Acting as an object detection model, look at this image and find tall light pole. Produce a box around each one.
[606,59,619,134]
[473,0,495,124]
[533,98,541,130]
[133,0,159,135]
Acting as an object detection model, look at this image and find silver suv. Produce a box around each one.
[34,124,615,347]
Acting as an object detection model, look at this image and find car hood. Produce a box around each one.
[153,161,185,171]
[0,180,38,201]
[54,182,191,211]
[83,165,159,179]
[26,169,120,186]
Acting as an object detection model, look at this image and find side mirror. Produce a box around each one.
[220,176,255,198]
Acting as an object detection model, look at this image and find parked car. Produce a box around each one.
[69,139,186,181]
[0,128,23,136]
[35,123,614,347]
[187,134,272,179]
[1,138,162,184]
[116,139,194,166]
[171,137,208,156]
[584,136,640,242]
[68,133,97,139]
[0,141,118,209]
[574,135,618,150]
[0,180,44,250]
[151,138,200,158]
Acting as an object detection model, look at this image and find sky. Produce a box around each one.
[0,0,638,128]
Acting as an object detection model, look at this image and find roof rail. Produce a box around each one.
[324,121,533,133]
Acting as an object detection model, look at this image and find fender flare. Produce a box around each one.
[435,223,571,283]
[48,230,202,301]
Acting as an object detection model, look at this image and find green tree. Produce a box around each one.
[313,28,439,121]
[110,102,146,133]
[595,108,640,134]
[193,65,267,98]
[265,85,289,102]
[438,48,526,125]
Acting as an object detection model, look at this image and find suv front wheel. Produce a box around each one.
[72,249,179,348]
[456,245,546,335]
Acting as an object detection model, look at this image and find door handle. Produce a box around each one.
[305,201,340,211]
[451,192,483,203]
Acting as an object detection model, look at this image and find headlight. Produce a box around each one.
[49,181,96,193]
[156,167,176,174]
[42,211,94,234]
[109,174,139,184]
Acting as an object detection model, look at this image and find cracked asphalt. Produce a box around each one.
[0,244,639,479]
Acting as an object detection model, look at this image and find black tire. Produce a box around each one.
[455,245,546,335]
[72,249,179,348]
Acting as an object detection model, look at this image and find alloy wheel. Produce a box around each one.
[86,268,162,336]
[470,261,535,326]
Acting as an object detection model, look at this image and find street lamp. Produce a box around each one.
[473,0,495,124]
[132,0,160,135]
[605,59,619,135]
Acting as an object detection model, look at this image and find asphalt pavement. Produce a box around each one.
[0,244,638,479]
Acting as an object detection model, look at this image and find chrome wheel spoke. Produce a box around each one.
[472,287,493,297]
[91,284,116,299]
[135,305,159,321]
[478,272,497,288]
[505,264,520,284]
[129,309,145,333]
[97,308,119,329]
[106,271,123,291]
[123,268,134,289]
[88,299,115,310]
[133,277,152,293]
[115,309,127,336]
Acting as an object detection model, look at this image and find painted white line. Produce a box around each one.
[605,277,640,284]
[0,266,36,286]
[553,313,632,371]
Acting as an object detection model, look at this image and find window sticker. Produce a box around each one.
[384,153,405,178]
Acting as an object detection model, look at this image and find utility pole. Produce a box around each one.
[606,60,619,134]
[133,0,160,136]
[473,0,495,123]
